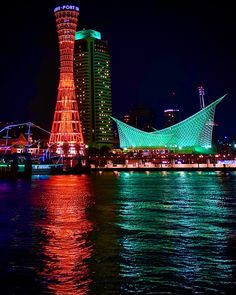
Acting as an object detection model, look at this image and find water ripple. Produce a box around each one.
[0,172,236,294]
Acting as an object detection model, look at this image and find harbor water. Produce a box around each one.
[0,171,236,294]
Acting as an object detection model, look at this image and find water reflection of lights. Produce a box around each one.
[113,171,120,176]
[35,175,95,295]
[116,172,234,292]
[123,172,130,177]
[178,171,186,177]
[32,175,50,180]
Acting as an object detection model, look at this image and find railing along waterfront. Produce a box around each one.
[90,162,236,171]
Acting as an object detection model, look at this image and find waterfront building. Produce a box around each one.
[112,95,226,154]
[49,5,84,156]
[74,29,113,149]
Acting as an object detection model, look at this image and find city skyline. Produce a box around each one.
[0,0,235,139]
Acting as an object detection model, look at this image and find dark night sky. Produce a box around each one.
[0,0,235,139]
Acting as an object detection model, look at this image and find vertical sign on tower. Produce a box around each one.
[49,5,84,156]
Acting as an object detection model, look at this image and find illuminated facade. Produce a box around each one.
[112,95,226,153]
[74,29,113,149]
[49,5,84,156]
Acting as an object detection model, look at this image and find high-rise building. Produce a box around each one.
[50,5,84,156]
[124,103,156,132]
[163,109,180,127]
[74,29,113,149]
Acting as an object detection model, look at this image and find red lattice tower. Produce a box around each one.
[49,5,84,156]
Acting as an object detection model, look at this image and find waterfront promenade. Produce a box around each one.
[1,162,236,178]
[90,162,236,172]
[1,153,236,178]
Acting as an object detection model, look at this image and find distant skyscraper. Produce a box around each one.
[163,109,180,127]
[124,103,156,132]
[123,114,131,124]
[49,5,84,156]
[163,91,181,128]
[74,29,113,149]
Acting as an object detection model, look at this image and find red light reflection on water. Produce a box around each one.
[35,175,95,295]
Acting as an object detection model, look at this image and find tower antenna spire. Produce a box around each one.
[198,85,205,109]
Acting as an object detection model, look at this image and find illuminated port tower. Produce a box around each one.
[49,5,84,156]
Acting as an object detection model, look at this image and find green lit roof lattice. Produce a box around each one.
[112,95,226,151]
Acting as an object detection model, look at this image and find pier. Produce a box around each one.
[0,153,91,178]
[0,153,32,179]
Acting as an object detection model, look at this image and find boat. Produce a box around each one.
[32,163,64,175]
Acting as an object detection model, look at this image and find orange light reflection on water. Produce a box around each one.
[35,175,95,295]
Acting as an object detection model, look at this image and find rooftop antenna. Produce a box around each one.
[198,85,205,109]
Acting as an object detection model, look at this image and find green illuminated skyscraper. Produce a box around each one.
[74,29,113,149]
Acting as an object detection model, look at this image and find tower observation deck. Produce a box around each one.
[49,5,84,156]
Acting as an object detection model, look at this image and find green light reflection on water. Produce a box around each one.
[115,171,236,292]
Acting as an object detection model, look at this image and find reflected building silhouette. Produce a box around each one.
[36,175,95,295]
[33,173,121,295]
